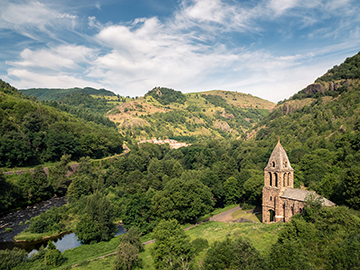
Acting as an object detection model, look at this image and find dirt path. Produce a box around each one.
[209,206,240,222]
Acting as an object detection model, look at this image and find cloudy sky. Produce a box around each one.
[1,0,359,102]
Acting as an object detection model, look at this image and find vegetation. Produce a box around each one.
[0,80,123,169]
[20,86,116,100]
[145,87,187,105]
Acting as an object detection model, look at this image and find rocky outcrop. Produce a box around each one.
[304,83,325,95]
[214,121,231,132]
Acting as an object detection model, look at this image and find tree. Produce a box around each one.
[343,166,360,209]
[113,227,144,270]
[153,219,194,270]
[223,176,241,205]
[44,241,63,266]
[75,192,116,243]
[151,177,213,224]
[203,237,263,270]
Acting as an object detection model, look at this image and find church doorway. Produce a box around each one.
[269,210,275,222]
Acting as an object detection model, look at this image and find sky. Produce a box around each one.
[0,0,359,102]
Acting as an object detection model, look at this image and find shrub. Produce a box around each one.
[0,248,27,270]
[191,238,209,254]
[5,228,12,233]
[25,220,30,225]
[19,221,23,226]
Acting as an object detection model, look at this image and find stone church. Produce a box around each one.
[262,141,335,223]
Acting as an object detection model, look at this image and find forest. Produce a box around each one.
[1,51,360,269]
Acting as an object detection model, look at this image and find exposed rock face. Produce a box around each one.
[304,83,325,94]
[214,121,231,132]
[282,103,296,115]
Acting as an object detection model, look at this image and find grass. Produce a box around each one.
[231,209,261,223]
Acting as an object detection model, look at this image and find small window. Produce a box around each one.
[272,161,275,167]
[270,196,272,201]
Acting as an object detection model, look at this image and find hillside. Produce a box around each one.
[241,51,360,209]
[0,80,124,168]
[20,87,116,101]
[107,87,275,141]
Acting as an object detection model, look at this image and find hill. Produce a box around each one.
[20,87,116,101]
[241,51,360,209]
[107,87,275,141]
[0,80,124,168]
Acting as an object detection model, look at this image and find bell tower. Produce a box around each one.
[262,141,294,223]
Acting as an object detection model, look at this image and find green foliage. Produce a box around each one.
[151,176,214,224]
[203,237,264,270]
[5,227,12,232]
[29,206,66,233]
[146,87,187,105]
[0,247,28,270]
[20,86,116,101]
[153,219,194,270]
[272,206,360,269]
[0,81,123,168]
[191,238,209,254]
[75,192,117,244]
[113,227,144,270]
[44,240,64,266]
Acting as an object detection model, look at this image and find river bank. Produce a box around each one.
[0,197,67,242]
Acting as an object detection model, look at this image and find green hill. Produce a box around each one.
[108,87,276,141]
[0,80,123,168]
[241,51,360,209]
[20,87,116,101]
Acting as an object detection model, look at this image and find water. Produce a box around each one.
[2,225,126,256]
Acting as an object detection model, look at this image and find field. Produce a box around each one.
[64,207,282,270]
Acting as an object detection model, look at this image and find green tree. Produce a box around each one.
[151,177,213,224]
[75,192,116,243]
[203,237,263,270]
[44,241,63,266]
[343,167,360,209]
[153,219,194,270]
[113,227,144,270]
[223,176,241,205]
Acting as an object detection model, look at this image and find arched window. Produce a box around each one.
[275,173,278,187]
[270,196,272,201]
[269,172,272,186]
[272,161,275,167]
[283,175,286,187]
[287,173,290,186]
[269,210,275,222]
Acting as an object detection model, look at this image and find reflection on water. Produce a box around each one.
[2,225,126,256]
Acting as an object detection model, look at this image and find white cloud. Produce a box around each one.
[0,0,77,41]
[7,45,97,71]
[2,0,360,101]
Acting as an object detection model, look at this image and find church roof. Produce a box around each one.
[280,188,336,206]
[265,141,293,171]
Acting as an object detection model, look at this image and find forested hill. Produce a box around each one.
[20,86,116,101]
[108,87,275,141]
[243,51,360,209]
[0,80,123,168]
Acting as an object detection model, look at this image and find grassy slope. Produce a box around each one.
[37,207,280,270]
[108,90,275,140]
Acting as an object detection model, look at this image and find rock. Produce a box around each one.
[214,121,231,132]
[304,83,325,95]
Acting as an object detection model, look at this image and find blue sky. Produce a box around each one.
[0,0,359,102]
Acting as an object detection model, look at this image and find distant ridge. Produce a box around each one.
[20,87,116,101]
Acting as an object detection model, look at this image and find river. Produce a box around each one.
[0,196,126,255]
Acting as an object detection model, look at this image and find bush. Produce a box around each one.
[5,228,12,233]
[19,221,23,226]
[44,241,63,266]
[25,220,30,225]
[0,248,28,270]
[191,238,209,254]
